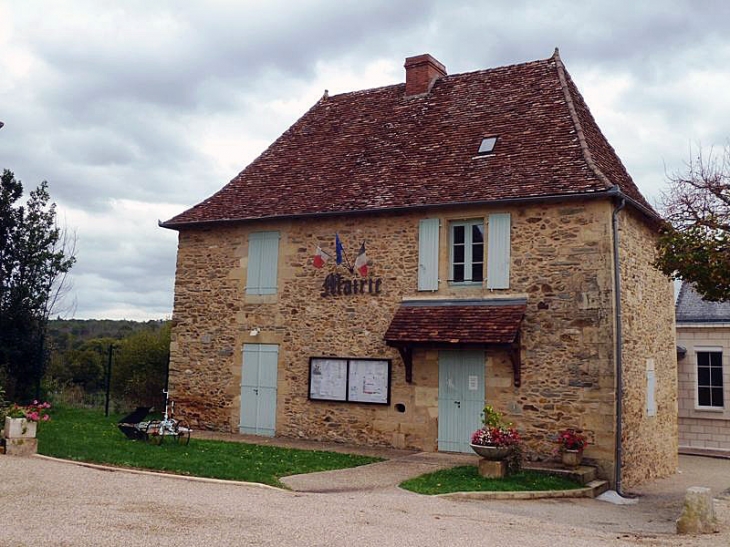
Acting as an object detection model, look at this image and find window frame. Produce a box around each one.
[448,219,485,285]
[694,347,724,410]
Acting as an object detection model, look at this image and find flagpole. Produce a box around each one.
[335,234,355,274]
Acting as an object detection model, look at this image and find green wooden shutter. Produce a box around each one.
[418,218,439,291]
[247,231,280,295]
[487,213,510,289]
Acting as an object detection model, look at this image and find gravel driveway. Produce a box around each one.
[1,454,729,546]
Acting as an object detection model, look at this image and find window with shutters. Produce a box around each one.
[696,349,724,409]
[246,231,280,295]
[418,213,510,290]
[449,220,484,284]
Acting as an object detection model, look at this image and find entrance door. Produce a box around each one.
[240,344,278,436]
[438,350,485,452]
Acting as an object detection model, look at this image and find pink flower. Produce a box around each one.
[42,414,50,422]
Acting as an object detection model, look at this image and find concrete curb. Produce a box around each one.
[437,485,597,500]
[32,454,288,492]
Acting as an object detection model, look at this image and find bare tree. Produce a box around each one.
[655,145,730,301]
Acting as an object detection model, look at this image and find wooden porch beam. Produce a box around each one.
[508,330,522,387]
[396,346,414,384]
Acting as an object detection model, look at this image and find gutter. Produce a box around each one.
[159,186,659,231]
[612,194,626,495]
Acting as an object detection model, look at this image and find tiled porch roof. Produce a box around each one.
[384,299,526,346]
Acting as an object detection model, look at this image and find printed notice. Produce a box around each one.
[309,358,348,401]
[348,360,389,404]
[468,375,479,391]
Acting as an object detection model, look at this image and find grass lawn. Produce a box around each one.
[36,407,381,487]
[400,465,583,495]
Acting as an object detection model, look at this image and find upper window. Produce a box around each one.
[697,350,724,408]
[246,231,280,295]
[450,220,484,284]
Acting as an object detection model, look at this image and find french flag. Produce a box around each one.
[354,243,368,276]
[313,246,329,269]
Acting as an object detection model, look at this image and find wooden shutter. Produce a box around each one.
[487,213,510,289]
[418,218,439,291]
[247,231,280,295]
[646,359,656,417]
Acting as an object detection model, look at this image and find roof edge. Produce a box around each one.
[553,49,614,191]
[400,298,528,308]
[159,188,619,230]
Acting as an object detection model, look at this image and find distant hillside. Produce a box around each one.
[47,319,169,352]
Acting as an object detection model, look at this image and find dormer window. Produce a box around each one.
[477,136,498,155]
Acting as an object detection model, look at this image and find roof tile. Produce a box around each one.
[384,301,526,345]
[676,283,730,323]
[163,52,653,227]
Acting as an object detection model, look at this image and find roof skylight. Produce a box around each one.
[477,136,498,155]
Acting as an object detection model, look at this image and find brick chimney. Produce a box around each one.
[404,54,447,96]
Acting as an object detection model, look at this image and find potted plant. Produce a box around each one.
[4,401,51,439]
[470,405,522,470]
[556,428,587,468]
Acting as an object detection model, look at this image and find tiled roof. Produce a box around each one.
[163,50,654,228]
[676,283,730,323]
[383,299,526,345]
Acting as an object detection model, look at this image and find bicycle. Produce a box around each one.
[137,390,192,446]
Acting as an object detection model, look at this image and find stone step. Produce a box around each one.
[523,463,596,485]
[586,479,610,498]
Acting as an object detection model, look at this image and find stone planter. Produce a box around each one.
[470,443,510,460]
[561,449,583,469]
[4,417,37,439]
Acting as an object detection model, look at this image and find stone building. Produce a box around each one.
[676,283,730,454]
[161,50,677,488]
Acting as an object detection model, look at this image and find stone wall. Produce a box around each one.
[168,198,675,482]
[617,208,678,488]
[677,325,730,452]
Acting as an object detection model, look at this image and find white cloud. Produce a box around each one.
[1,0,729,318]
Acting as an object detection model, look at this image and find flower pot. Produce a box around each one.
[561,449,583,469]
[4,417,37,439]
[470,443,510,460]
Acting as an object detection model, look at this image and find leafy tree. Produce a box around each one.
[655,146,730,301]
[0,170,76,401]
[111,323,171,409]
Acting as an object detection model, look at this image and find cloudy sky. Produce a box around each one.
[1,0,728,320]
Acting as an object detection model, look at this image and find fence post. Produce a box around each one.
[105,344,114,417]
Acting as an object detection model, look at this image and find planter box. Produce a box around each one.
[4,417,37,439]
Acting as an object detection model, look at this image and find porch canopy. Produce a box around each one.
[384,298,527,386]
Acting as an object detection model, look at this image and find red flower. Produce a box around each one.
[556,429,587,451]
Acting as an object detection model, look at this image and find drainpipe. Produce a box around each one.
[612,194,626,495]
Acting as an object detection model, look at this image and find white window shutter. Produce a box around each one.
[487,213,510,289]
[418,218,439,291]
[247,231,280,295]
[646,359,656,417]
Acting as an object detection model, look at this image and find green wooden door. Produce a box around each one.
[240,344,278,436]
[438,350,485,452]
